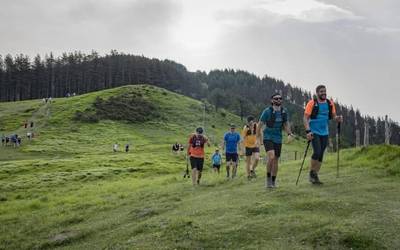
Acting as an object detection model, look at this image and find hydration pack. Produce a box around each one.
[246,123,257,136]
[266,107,287,128]
[310,95,333,120]
[191,135,206,148]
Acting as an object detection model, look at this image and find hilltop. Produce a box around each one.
[0,85,399,249]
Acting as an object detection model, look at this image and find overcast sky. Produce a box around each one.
[1,0,399,121]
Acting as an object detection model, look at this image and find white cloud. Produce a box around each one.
[257,0,362,23]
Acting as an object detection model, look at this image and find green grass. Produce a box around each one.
[0,85,399,249]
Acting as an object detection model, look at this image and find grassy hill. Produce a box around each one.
[0,85,399,249]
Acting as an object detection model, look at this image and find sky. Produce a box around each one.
[0,0,399,121]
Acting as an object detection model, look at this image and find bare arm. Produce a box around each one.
[256,121,264,145]
[303,114,311,131]
[284,121,293,135]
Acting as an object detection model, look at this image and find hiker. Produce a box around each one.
[125,144,129,153]
[17,137,22,146]
[5,136,10,146]
[187,127,210,185]
[27,132,32,140]
[241,116,260,180]
[10,134,19,148]
[1,135,5,146]
[257,93,294,188]
[304,85,343,185]
[222,124,241,179]
[24,121,28,129]
[30,121,34,128]
[172,142,180,153]
[113,143,119,152]
[211,148,222,174]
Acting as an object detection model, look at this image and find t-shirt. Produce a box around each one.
[259,107,287,144]
[188,134,208,158]
[241,124,257,148]
[224,132,241,153]
[304,100,336,136]
[211,153,222,165]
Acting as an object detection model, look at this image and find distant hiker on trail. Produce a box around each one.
[187,127,210,186]
[113,143,119,152]
[211,148,222,174]
[24,121,28,129]
[27,132,32,140]
[257,93,294,188]
[125,144,130,153]
[1,135,5,146]
[172,142,180,153]
[241,116,260,180]
[304,85,343,185]
[17,137,21,146]
[222,124,241,179]
[30,121,34,128]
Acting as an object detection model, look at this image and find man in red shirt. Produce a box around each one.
[187,127,210,186]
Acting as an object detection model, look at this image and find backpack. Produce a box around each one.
[245,123,257,136]
[191,135,206,148]
[266,107,287,128]
[310,95,333,120]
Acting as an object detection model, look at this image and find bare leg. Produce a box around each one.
[191,169,198,186]
[246,156,252,176]
[252,152,260,172]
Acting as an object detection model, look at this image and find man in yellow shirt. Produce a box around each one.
[241,116,260,180]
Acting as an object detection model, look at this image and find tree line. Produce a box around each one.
[0,50,399,147]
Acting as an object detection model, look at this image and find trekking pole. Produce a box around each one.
[336,122,341,178]
[296,141,311,185]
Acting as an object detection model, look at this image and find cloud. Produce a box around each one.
[254,0,362,23]
[0,0,182,56]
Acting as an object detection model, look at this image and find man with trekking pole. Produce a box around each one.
[303,85,343,185]
[257,93,294,188]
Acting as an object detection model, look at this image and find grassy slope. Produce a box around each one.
[0,85,399,249]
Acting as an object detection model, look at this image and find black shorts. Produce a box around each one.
[212,164,221,169]
[311,134,329,162]
[245,147,260,156]
[225,153,238,162]
[263,140,282,158]
[190,157,204,171]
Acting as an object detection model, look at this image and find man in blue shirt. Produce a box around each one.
[223,124,241,179]
[257,93,294,188]
[304,85,343,184]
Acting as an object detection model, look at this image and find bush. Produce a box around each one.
[74,91,161,123]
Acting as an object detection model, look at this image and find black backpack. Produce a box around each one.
[245,123,257,136]
[310,95,333,120]
[191,135,206,148]
[266,107,287,128]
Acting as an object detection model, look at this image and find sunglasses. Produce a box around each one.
[273,97,282,100]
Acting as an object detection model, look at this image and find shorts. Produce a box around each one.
[212,164,221,170]
[225,153,238,162]
[190,157,204,171]
[245,147,260,156]
[263,140,282,158]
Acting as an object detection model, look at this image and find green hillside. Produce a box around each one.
[0,85,399,249]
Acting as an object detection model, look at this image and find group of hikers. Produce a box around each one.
[186,85,343,188]
[1,120,35,148]
[113,143,130,153]
[172,143,184,153]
